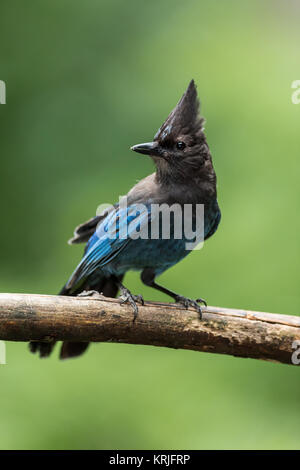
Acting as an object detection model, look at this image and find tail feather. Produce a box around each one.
[60,340,90,360]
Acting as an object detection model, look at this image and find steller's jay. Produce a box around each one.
[29,80,221,359]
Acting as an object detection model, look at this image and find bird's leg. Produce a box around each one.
[141,268,206,319]
[111,276,144,322]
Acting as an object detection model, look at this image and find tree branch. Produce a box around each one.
[0,293,299,365]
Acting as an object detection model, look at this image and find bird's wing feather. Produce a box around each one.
[65,203,152,291]
[68,208,115,245]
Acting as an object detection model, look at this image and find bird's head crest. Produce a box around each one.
[154,79,204,143]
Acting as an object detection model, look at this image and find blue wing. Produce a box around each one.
[65,203,151,291]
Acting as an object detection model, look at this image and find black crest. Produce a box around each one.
[154,80,204,142]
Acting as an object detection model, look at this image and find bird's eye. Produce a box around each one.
[176,141,186,150]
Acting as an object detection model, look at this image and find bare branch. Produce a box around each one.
[0,293,299,365]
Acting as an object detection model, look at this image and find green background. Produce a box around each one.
[0,0,299,449]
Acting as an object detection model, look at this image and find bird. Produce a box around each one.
[29,79,221,360]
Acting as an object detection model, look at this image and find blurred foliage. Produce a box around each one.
[0,0,299,449]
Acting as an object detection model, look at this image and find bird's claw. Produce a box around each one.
[196,297,207,307]
[119,289,144,322]
[174,295,206,320]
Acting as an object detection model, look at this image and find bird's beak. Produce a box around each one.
[131,141,161,157]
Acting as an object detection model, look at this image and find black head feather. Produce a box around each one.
[152,80,214,185]
[154,80,204,144]
[131,80,216,188]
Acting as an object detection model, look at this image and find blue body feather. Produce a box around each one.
[66,200,220,292]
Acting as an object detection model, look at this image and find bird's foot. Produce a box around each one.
[174,295,207,320]
[119,287,144,322]
[77,290,103,299]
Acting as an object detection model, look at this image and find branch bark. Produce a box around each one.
[0,293,299,366]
